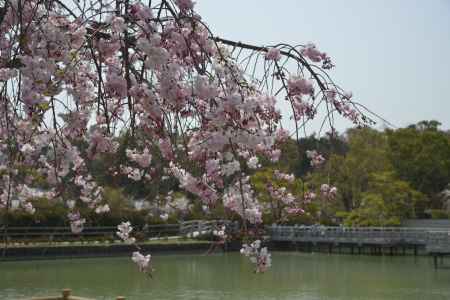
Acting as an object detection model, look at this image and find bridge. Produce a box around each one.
[268,225,450,250]
[179,222,450,258]
[267,225,450,267]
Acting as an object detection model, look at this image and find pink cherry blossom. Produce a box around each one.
[265,48,281,61]
[117,222,136,244]
[176,0,195,11]
[306,150,326,167]
[288,76,314,96]
[240,240,272,273]
[0,0,368,276]
[132,251,152,274]
[301,43,328,62]
[320,184,338,200]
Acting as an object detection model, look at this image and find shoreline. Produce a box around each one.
[2,239,448,263]
[0,240,218,262]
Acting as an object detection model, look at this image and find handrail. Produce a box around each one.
[269,225,450,231]
[0,221,234,242]
[0,224,182,244]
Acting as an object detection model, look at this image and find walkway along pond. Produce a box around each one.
[2,221,450,267]
[267,225,450,268]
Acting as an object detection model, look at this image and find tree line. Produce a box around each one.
[2,120,449,228]
[285,120,450,226]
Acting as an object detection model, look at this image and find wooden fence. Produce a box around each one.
[1,220,234,244]
[179,220,238,236]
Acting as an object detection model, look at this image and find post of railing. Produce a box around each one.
[62,289,71,300]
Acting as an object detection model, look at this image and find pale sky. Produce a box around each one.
[196,0,450,132]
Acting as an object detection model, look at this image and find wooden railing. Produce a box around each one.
[144,223,180,238]
[0,226,117,244]
[179,220,238,236]
[0,224,180,244]
[0,221,235,244]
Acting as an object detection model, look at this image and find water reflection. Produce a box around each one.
[1,252,450,300]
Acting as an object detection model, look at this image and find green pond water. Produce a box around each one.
[1,252,450,300]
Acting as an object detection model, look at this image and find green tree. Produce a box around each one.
[344,172,425,226]
[308,127,392,212]
[386,120,450,208]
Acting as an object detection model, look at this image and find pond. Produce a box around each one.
[1,252,450,300]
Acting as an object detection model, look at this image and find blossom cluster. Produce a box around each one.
[117,221,136,244]
[132,251,152,274]
[274,170,295,183]
[265,48,282,61]
[306,150,326,167]
[240,240,272,273]
[118,222,152,275]
[320,184,338,200]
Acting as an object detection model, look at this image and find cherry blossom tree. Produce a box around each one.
[0,0,375,274]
